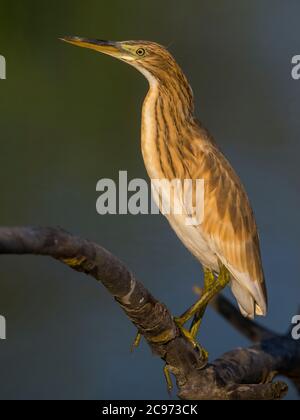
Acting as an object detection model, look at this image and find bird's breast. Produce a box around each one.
[141,82,164,180]
[141,86,218,271]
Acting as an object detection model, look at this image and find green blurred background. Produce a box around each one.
[0,0,299,400]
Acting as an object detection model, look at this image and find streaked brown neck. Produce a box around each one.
[141,68,196,180]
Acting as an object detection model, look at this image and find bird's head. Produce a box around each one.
[60,37,191,91]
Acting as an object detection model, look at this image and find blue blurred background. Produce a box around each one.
[0,0,299,400]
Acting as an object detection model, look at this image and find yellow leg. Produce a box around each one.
[175,265,230,327]
[204,268,217,290]
[163,365,173,393]
[189,309,205,339]
[190,269,216,338]
[131,331,142,352]
[133,266,230,389]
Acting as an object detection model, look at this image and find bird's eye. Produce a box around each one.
[136,48,146,57]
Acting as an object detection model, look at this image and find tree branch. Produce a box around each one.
[211,294,275,342]
[0,226,299,400]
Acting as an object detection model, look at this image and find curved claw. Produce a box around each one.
[174,318,209,367]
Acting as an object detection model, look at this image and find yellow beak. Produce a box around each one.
[60,36,122,57]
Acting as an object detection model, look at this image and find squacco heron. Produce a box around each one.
[61,37,268,356]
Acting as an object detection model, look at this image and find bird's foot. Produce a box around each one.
[174,318,209,365]
[172,265,230,367]
[162,331,208,394]
[131,332,175,393]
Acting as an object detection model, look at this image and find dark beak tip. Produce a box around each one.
[59,35,79,42]
[59,36,115,47]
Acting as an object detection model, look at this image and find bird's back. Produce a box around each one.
[170,123,268,318]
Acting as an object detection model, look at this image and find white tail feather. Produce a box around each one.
[231,280,256,319]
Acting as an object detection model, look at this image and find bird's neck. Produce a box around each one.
[141,73,195,180]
